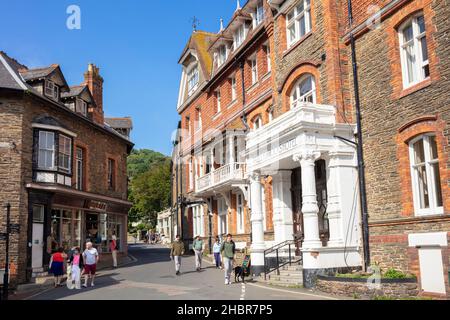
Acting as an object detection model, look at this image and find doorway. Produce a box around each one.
[291,168,303,256]
[31,205,45,270]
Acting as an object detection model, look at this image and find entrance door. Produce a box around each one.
[32,205,45,270]
[291,168,303,255]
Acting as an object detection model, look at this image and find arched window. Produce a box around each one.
[409,134,443,215]
[290,74,316,108]
[252,115,263,130]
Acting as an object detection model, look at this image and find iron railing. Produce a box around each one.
[263,239,303,280]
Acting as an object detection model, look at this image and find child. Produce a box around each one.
[49,247,67,287]
[67,247,83,289]
[213,237,222,269]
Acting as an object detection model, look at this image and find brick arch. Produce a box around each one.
[396,116,449,217]
[249,113,263,129]
[280,62,321,113]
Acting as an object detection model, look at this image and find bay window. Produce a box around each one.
[38,131,55,170]
[58,135,72,173]
[409,134,443,216]
[286,0,312,48]
[399,14,429,88]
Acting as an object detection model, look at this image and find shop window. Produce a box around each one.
[51,209,80,250]
[409,134,443,216]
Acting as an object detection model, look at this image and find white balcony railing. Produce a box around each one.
[196,162,247,193]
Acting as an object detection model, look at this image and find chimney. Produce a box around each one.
[84,63,104,125]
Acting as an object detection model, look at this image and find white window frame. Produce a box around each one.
[44,80,59,101]
[264,44,271,73]
[268,108,274,122]
[218,45,228,67]
[253,116,263,131]
[197,109,202,130]
[231,76,237,101]
[409,134,443,216]
[218,198,228,235]
[290,74,316,108]
[233,24,247,51]
[251,57,258,85]
[216,89,221,113]
[38,131,55,170]
[236,194,244,234]
[58,135,72,173]
[399,14,429,89]
[286,0,312,48]
[254,0,265,27]
[187,64,200,96]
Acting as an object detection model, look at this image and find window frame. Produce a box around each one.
[217,45,228,67]
[264,44,271,73]
[254,0,265,27]
[58,134,72,173]
[231,76,237,101]
[253,116,263,131]
[44,80,59,101]
[76,98,88,116]
[398,13,429,89]
[38,131,56,170]
[187,63,200,96]
[75,147,84,191]
[236,193,244,234]
[408,134,443,216]
[290,74,316,108]
[250,57,258,85]
[216,89,221,113]
[233,24,247,51]
[107,158,116,190]
[286,0,312,48]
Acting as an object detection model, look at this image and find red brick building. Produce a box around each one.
[0,53,133,286]
[172,0,449,295]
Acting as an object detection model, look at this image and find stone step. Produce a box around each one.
[282,265,303,272]
[268,275,303,282]
[268,280,303,288]
[277,271,303,277]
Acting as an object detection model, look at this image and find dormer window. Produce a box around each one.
[254,0,264,27]
[76,98,88,116]
[218,45,228,67]
[233,24,246,50]
[45,80,59,101]
[187,64,200,96]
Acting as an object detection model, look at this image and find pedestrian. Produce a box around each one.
[213,237,222,269]
[82,242,99,287]
[67,247,83,290]
[110,234,118,268]
[192,236,204,271]
[170,235,185,275]
[49,247,67,287]
[220,234,236,285]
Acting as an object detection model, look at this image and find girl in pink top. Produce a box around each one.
[67,247,83,290]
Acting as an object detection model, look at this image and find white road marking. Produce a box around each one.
[246,283,339,300]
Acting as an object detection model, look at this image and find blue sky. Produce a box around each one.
[0,0,240,156]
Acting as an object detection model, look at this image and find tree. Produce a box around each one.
[127,149,171,230]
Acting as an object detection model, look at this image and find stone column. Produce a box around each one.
[249,171,265,275]
[326,152,344,247]
[228,135,235,164]
[272,171,293,243]
[293,151,322,249]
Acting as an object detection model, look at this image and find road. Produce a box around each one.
[26,244,340,300]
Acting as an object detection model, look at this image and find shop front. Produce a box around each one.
[26,184,131,276]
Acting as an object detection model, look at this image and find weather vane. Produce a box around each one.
[191,16,200,32]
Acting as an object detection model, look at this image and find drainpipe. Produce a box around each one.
[347,0,370,271]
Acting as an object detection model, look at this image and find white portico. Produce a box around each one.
[246,102,362,283]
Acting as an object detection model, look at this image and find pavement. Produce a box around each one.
[12,244,343,300]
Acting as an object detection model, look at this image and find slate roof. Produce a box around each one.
[20,65,58,81]
[105,117,133,129]
[0,51,28,90]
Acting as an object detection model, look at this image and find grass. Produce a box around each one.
[335,268,416,280]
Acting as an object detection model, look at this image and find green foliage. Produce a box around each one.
[383,268,415,279]
[127,149,171,231]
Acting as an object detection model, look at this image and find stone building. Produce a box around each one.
[0,52,133,286]
[172,0,449,295]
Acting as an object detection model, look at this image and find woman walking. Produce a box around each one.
[213,237,222,269]
[49,247,67,288]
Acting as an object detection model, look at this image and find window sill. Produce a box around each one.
[246,81,260,94]
[261,71,272,82]
[212,112,222,121]
[398,77,432,99]
[227,99,238,109]
[283,32,313,59]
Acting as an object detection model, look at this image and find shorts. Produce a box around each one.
[84,264,97,275]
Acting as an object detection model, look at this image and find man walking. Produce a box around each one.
[170,235,185,275]
[82,242,99,287]
[192,235,204,271]
[220,234,236,285]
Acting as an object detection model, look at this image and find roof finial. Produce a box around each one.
[191,16,200,32]
[236,0,241,11]
[219,18,224,32]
